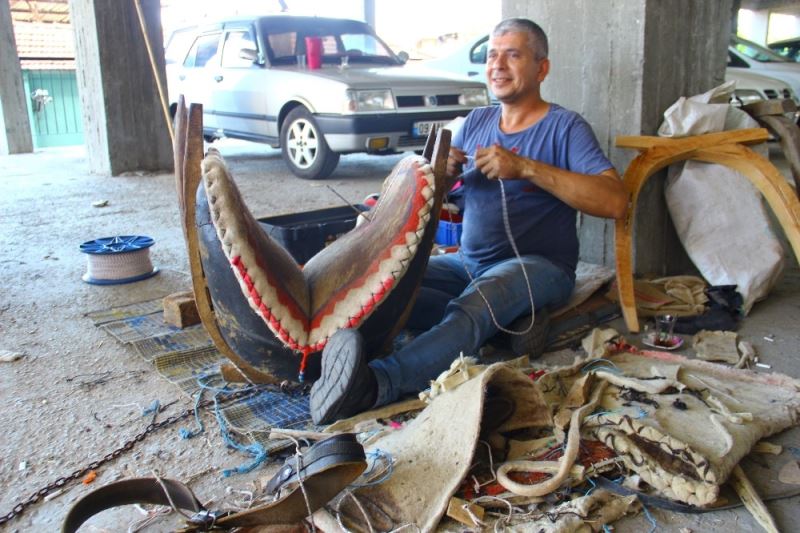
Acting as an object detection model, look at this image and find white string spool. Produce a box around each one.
[79,235,159,285]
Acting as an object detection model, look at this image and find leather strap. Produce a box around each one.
[62,478,206,532]
[265,434,365,494]
[62,434,366,532]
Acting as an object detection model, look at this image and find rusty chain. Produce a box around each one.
[0,388,257,525]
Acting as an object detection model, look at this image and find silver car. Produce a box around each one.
[166,15,489,179]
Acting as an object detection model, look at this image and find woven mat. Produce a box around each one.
[89,299,315,456]
[134,325,214,361]
[101,313,184,344]
[86,298,165,326]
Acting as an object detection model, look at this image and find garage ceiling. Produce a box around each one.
[10,0,69,24]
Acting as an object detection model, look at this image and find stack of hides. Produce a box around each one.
[311,349,800,531]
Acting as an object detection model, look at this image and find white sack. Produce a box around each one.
[658,82,785,314]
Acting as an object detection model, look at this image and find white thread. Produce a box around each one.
[283,435,317,533]
[151,470,193,521]
[84,248,155,281]
[453,178,537,335]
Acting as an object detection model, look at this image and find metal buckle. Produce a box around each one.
[185,509,233,530]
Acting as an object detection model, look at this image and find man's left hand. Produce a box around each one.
[474,144,527,180]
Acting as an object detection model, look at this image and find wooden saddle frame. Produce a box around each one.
[172,97,451,382]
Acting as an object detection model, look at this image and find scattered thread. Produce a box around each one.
[584,476,596,496]
[178,389,206,440]
[351,449,395,488]
[642,504,658,533]
[581,359,622,375]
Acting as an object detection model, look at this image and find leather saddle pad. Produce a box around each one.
[200,151,440,367]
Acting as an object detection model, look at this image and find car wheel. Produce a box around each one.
[280,107,340,180]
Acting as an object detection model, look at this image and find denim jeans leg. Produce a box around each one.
[370,254,575,405]
[405,254,471,330]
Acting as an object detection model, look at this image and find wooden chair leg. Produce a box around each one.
[613,128,800,333]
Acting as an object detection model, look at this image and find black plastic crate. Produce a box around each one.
[258,204,367,264]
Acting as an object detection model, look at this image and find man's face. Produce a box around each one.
[486,31,549,103]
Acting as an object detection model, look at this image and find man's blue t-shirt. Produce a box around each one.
[451,104,613,279]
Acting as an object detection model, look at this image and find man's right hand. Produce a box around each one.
[446,147,468,181]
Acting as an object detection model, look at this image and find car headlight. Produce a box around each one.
[459,87,490,107]
[345,89,395,112]
[731,89,763,106]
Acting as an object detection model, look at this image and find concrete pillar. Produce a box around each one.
[70,0,172,175]
[502,0,732,274]
[0,0,34,155]
[363,0,376,28]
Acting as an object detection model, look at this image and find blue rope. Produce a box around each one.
[351,449,394,487]
[211,391,268,477]
[178,374,268,477]
[141,399,160,417]
[642,504,658,533]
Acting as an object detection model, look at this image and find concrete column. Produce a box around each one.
[502,0,732,274]
[0,0,34,155]
[363,0,376,28]
[70,0,172,175]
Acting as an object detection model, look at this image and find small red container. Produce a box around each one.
[305,37,322,69]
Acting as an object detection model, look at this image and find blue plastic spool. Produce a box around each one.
[79,235,159,285]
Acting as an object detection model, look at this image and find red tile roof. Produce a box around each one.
[14,21,75,69]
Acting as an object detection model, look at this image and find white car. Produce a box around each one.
[166,15,489,179]
[729,35,800,103]
[423,34,798,106]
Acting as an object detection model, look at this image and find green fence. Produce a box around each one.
[22,69,84,148]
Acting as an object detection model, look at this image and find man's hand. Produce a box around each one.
[474,144,527,180]
[446,146,468,180]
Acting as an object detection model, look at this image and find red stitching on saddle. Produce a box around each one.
[231,255,310,352]
[309,165,431,330]
[226,160,433,356]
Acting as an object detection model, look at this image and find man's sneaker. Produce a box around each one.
[310,329,377,425]
[489,308,551,359]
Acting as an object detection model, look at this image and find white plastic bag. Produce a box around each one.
[658,82,785,314]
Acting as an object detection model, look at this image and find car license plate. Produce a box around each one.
[412,120,450,138]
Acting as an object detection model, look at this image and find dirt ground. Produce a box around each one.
[1,140,799,532]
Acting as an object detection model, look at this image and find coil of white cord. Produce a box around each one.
[80,235,159,285]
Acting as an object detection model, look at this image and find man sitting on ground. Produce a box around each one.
[310,17,628,425]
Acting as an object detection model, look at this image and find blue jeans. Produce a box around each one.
[369,253,575,406]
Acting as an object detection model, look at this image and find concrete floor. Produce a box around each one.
[0,140,798,532]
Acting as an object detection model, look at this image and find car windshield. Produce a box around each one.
[770,40,800,62]
[733,37,789,63]
[260,17,400,67]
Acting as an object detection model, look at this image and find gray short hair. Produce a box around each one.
[491,18,549,60]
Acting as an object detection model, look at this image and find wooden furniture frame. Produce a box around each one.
[615,128,800,332]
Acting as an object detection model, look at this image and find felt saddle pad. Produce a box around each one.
[200,152,439,358]
[313,363,553,532]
